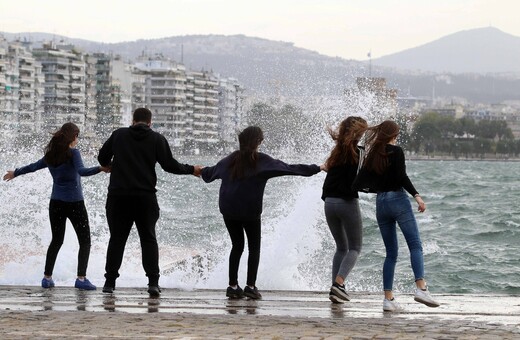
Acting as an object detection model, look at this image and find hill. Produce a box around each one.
[373,27,520,74]
[2,29,520,103]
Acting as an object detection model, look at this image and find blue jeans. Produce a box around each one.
[376,189,424,291]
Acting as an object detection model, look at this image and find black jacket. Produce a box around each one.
[352,144,418,196]
[98,124,194,195]
[321,148,362,201]
[202,152,320,220]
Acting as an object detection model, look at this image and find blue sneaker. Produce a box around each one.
[75,278,97,290]
[41,277,55,288]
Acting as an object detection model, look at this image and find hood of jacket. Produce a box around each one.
[129,123,153,141]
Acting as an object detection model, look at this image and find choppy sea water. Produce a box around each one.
[0,149,519,295]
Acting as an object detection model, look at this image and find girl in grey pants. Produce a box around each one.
[321,116,368,303]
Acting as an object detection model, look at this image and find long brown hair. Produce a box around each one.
[44,122,79,167]
[363,120,400,175]
[229,126,264,179]
[326,116,368,168]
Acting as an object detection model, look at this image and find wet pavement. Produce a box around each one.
[0,286,519,339]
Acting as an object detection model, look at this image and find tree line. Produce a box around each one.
[401,112,520,158]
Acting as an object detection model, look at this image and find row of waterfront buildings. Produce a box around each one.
[0,37,245,152]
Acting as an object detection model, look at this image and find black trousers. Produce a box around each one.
[46,199,91,277]
[104,194,160,286]
[223,217,261,287]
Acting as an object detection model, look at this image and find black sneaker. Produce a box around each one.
[330,282,350,301]
[328,290,346,304]
[226,285,244,299]
[102,280,115,294]
[147,285,161,297]
[243,286,262,300]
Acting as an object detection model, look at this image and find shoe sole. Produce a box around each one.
[243,293,262,300]
[383,308,402,312]
[331,286,350,301]
[414,296,440,307]
[102,287,114,293]
[148,288,161,297]
[329,294,345,304]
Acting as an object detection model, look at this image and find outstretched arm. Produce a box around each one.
[72,149,102,176]
[5,158,47,181]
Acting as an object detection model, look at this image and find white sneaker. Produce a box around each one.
[414,288,440,307]
[383,298,403,312]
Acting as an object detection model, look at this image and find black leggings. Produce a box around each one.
[46,199,91,277]
[223,217,261,287]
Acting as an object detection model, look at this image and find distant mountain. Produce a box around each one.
[373,27,520,74]
[2,29,520,103]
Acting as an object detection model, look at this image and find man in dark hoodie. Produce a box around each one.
[98,107,201,296]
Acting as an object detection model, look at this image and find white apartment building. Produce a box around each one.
[84,54,98,137]
[134,57,188,147]
[0,38,44,136]
[94,53,133,136]
[0,38,19,134]
[187,70,220,151]
[32,42,86,132]
[218,77,244,149]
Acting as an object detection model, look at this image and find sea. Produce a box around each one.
[0,147,519,295]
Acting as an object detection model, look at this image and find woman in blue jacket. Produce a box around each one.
[202,126,324,299]
[3,122,108,290]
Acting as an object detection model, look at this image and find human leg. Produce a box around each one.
[394,195,424,283]
[45,200,67,277]
[104,195,134,288]
[324,198,347,284]
[393,195,439,307]
[134,195,160,287]
[376,193,399,300]
[243,219,261,287]
[334,199,362,281]
[223,217,245,286]
[67,201,96,290]
[67,201,91,277]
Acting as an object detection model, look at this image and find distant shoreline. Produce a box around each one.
[408,155,520,162]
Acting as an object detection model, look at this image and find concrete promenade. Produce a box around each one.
[0,286,518,339]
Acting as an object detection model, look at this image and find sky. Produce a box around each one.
[1,0,519,60]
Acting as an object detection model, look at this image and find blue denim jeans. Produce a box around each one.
[376,189,424,291]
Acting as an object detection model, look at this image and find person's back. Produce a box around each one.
[99,123,194,195]
[98,107,199,297]
[100,124,161,195]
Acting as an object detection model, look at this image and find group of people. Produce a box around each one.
[323,117,439,311]
[3,107,439,311]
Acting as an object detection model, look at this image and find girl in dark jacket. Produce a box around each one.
[322,116,368,303]
[202,126,324,299]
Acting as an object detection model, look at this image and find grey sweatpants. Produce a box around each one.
[324,197,363,284]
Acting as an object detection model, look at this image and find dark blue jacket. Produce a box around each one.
[14,148,100,202]
[202,152,320,220]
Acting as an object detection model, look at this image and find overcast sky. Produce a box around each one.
[1,0,519,60]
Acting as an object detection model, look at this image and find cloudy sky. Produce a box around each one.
[1,0,518,60]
